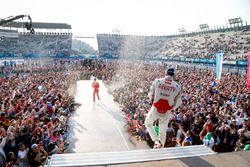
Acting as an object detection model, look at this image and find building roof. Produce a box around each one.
[2,22,71,29]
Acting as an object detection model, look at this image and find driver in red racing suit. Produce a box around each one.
[92,78,100,102]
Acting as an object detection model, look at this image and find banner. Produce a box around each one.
[247,52,250,89]
[223,60,236,65]
[216,52,224,80]
[236,60,248,66]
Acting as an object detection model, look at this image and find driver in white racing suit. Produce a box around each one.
[145,67,182,148]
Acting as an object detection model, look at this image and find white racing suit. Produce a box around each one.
[145,76,182,146]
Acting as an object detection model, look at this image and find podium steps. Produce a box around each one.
[45,145,215,167]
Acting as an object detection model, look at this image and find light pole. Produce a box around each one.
[199,24,209,32]
[228,17,243,29]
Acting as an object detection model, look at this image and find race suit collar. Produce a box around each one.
[165,75,173,80]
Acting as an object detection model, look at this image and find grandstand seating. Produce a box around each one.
[0,21,73,55]
[97,26,250,61]
[0,31,72,55]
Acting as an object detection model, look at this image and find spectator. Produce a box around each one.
[0,128,7,166]
[17,143,29,167]
[28,143,48,167]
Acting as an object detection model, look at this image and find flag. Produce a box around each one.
[216,52,224,80]
[247,52,250,89]
[211,80,218,87]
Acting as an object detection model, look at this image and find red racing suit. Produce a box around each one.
[92,81,100,101]
[149,76,181,113]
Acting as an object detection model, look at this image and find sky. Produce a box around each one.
[0,0,250,49]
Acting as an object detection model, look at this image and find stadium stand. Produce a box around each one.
[97,25,250,61]
[0,22,72,56]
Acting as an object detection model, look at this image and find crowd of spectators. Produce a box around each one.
[0,61,80,166]
[162,31,250,61]
[98,35,165,59]
[97,29,250,61]
[0,58,249,167]
[0,33,72,55]
[94,60,250,152]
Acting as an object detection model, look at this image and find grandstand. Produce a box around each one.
[0,22,72,56]
[97,24,250,61]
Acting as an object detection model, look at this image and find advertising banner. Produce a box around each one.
[247,52,250,89]
[216,52,224,80]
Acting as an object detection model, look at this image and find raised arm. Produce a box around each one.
[148,79,156,101]
[172,86,182,110]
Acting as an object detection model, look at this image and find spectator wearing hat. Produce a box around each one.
[230,119,240,148]
[145,67,182,149]
[28,143,48,167]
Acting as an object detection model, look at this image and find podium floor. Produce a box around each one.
[67,80,149,153]
[47,145,216,166]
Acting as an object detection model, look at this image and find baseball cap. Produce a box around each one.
[166,67,175,76]
[31,143,38,149]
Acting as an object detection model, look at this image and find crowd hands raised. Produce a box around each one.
[0,61,80,167]
[94,60,250,152]
[0,59,249,167]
